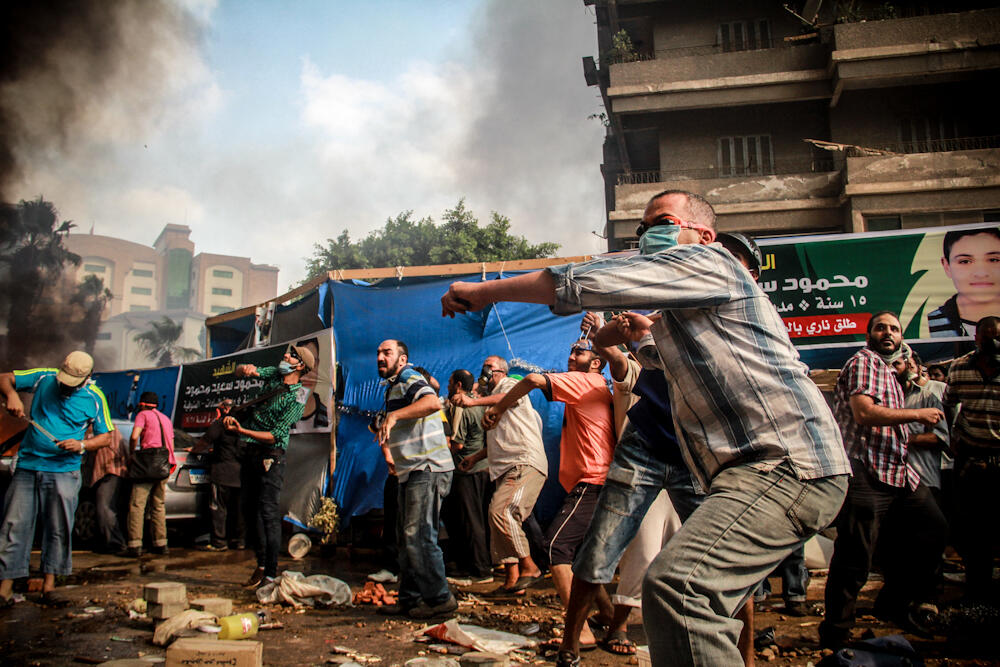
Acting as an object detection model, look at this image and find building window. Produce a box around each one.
[866,216,901,232]
[718,135,773,177]
[84,263,106,273]
[211,305,230,314]
[133,268,153,278]
[130,305,151,312]
[212,287,233,296]
[213,269,234,279]
[131,287,152,295]
[718,19,771,52]
[96,332,112,341]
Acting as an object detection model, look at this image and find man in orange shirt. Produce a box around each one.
[484,339,617,648]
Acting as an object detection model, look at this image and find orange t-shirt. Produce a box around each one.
[547,371,616,492]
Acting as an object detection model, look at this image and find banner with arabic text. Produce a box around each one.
[174,329,335,433]
[756,223,1000,346]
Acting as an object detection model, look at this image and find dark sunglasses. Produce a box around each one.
[288,348,303,364]
[636,214,688,238]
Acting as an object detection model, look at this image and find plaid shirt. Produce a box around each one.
[241,366,306,450]
[834,348,917,489]
[943,350,1000,451]
[546,244,851,492]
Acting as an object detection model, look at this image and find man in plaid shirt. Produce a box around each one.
[227,344,314,589]
[821,311,948,647]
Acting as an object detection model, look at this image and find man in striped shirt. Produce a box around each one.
[372,339,457,619]
[821,312,947,646]
[441,189,851,667]
[943,315,1000,599]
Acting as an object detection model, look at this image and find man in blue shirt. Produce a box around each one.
[0,351,114,605]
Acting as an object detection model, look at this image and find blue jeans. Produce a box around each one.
[0,468,82,579]
[643,461,848,667]
[397,468,452,607]
[756,545,809,602]
[573,424,701,584]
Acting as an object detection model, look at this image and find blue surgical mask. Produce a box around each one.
[638,226,681,255]
[278,361,295,375]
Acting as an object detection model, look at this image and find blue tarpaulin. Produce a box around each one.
[327,273,586,524]
[93,367,181,421]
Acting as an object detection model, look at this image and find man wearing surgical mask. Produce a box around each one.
[442,190,852,666]
[942,316,1000,601]
[229,345,313,590]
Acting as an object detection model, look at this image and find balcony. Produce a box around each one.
[831,8,1000,103]
[607,42,829,114]
[609,158,845,240]
[845,144,1000,224]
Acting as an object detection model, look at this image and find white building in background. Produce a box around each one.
[65,224,279,371]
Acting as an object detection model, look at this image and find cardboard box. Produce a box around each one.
[166,638,263,667]
[636,645,650,667]
[149,600,190,619]
[191,597,233,617]
[144,582,187,604]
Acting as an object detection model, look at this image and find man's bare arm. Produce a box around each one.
[849,395,944,428]
[0,373,25,418]
[442,271,556,317]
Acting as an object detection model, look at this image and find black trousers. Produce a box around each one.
[380,474,399,572]
[821,459,947,640]
[210,482,244,547]
[443,470,493,577]
[955,456,1000,598]
[94,474,126,552]
[241,451,285,577]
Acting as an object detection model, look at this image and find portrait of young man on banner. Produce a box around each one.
[926,227,1000,338]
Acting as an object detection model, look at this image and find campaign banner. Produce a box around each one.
[174,328,335,433]
[756,223,1000,347]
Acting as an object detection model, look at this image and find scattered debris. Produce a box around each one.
[191,597,233,617]
[256,571,351,608]
[165,637,263,667]
[153,609,217,646]
[353,581,396,606]
[329,645,382,664]
[420,619,536,655]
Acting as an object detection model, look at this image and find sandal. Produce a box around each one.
[38,592,70,608]
[481,585,525,598]
[599,630,637,656]
[555,650,581,667]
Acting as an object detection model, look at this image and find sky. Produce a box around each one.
[6,0,608,291]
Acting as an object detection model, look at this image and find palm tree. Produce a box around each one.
[134,316,201,367]
[71,275,114,355]
[0,197,80,366]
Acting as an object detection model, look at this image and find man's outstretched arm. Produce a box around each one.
[441,271,556,317]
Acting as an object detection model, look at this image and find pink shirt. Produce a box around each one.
[134,409,176,465]
[547,371,616,492]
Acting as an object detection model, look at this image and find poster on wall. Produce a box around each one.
[174,328,335,433]
[756,223,1000,347]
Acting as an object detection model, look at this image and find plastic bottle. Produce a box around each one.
[217,610,269,640]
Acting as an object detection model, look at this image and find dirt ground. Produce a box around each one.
[1,546,997,666]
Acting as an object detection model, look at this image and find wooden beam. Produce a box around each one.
[204,255,594,327]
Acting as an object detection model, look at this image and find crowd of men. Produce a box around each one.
[0,190,997,667]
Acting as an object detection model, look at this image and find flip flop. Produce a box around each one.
[555,650,581,667]
[599,630,637,656]
[586,614,611,636]
[509,573,543,592]
[481,585,525,598]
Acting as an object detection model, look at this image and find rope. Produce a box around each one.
[481,262,487,281]
[395,266,404,280]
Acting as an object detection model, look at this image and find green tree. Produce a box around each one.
[134,316,201,367]
[0,197,80,367]
[71,275,114,355]
[304,199,559,282]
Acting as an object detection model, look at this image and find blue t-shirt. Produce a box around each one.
[626,368,683,465]
[13,369,114,472]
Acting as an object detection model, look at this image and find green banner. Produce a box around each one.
[757,223,1000,346]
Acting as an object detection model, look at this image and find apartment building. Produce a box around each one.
[65,224,278,369]
[584,1,1000,250]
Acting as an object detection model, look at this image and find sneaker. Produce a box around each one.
[784,600,808,617]
[368,569,398,584]
[198,543,228,552]
[408,594,459,619]
[244,567,266,589]
[376,602,415,616]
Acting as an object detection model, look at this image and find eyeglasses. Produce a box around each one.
[571,340,593,352]
[636,214,717,242]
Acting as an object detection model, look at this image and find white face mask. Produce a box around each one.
[278,360,296,375]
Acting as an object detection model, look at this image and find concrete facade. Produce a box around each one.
[587,1,1000,250]
[65,225,278,370]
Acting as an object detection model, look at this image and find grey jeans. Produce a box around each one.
[642,461,848,667]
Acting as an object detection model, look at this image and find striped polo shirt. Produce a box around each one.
[546,242,851,492]
[383,365,454,481]
[944,351,1000,451]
